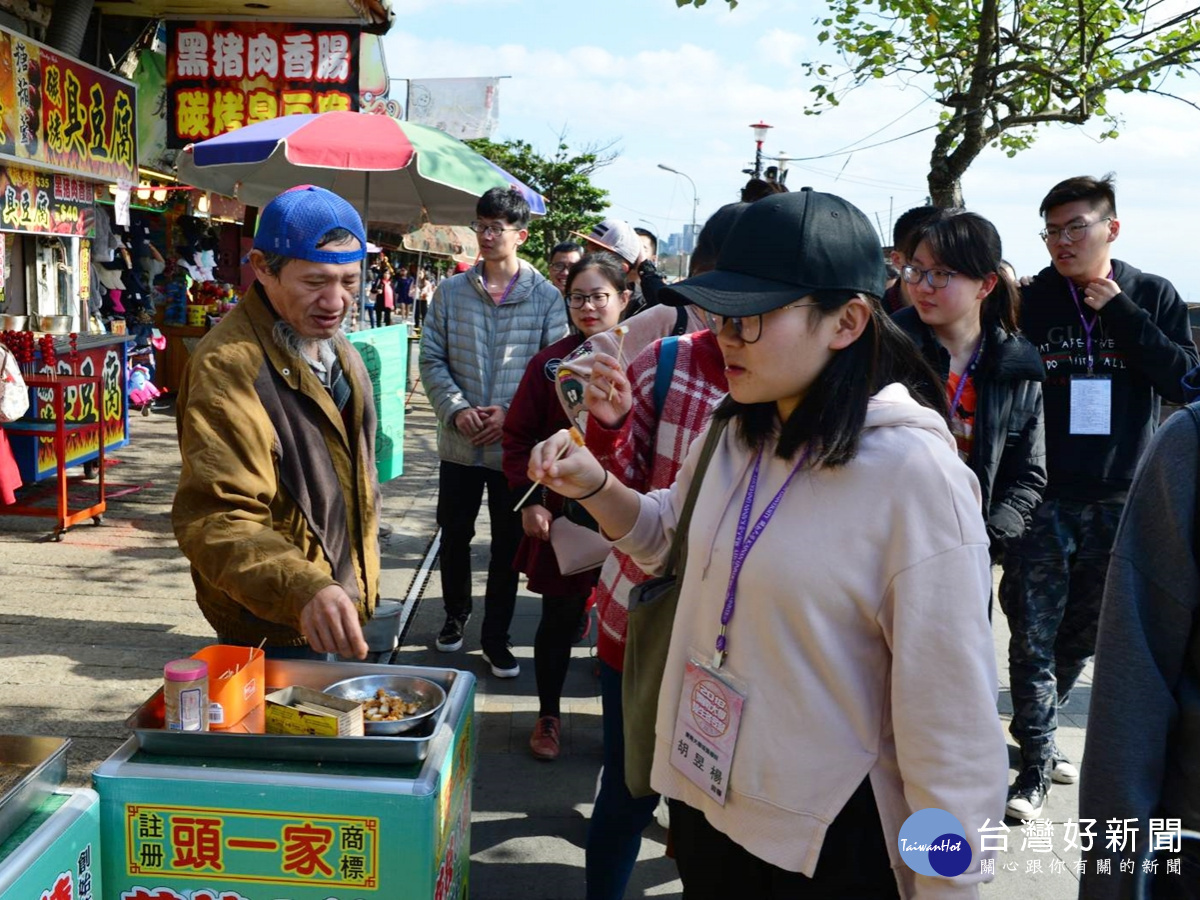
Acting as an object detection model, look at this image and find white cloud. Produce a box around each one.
[756,28,807,68]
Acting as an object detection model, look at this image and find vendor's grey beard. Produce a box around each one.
[271,319,349,362]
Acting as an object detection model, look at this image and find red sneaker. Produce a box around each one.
[529,716,561,761]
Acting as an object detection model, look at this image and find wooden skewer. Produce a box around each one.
[513,427,585,512]
[607,325,629,402]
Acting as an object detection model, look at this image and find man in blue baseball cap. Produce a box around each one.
[173,185,381,662]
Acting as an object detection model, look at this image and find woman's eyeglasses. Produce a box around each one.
[900,265,958,289]
[703,302,820,344]
[566,291,612,309]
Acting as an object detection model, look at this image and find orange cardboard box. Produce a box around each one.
[192,644,265,732]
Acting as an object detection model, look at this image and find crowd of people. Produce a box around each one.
[169,175,1200,899]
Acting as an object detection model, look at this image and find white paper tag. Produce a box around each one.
[1069,375,1112,435]
[670,659,746,806]
[115,179,133,227]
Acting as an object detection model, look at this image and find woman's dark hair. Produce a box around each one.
[564,251,627,296]
[901,208,1020,334]
[713,292,948,467]
[691,203,749,276]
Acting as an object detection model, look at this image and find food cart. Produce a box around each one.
[93,661,474,900]
[0,737,103,900]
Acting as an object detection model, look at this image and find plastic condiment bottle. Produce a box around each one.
[164,659,209,732]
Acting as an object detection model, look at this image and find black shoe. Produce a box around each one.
[481,642,520,678]
[1006,763,1051,820]
[435,615,468,653]
[1050,745,1079,784]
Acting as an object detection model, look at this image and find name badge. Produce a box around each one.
[670,658,746,806]
[1069,375,1112,436]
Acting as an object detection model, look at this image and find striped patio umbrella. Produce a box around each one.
[175,111,546,226]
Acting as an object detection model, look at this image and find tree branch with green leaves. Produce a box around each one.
[677,0,1200,205]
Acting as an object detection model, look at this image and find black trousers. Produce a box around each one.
[436,461,521,649]
[534,591,589,718]
[670,778,899,899]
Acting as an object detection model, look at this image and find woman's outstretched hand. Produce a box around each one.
[528,429,606,499]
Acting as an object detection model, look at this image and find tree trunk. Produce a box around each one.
[927,168,964,208]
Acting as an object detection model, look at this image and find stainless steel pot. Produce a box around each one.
[37,315,75,334]
[0,315,27,331]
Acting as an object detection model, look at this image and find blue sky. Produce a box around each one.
[384,0,1200,300]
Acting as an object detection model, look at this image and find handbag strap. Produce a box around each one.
[664,416,728,575]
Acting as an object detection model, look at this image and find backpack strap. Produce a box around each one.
[653,336,679,418]
[664,415,728,575]
[672,304,689,336]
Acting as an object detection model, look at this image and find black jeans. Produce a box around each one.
[436,461,521,649]
[670,778,899,899]
[534,591,589,718]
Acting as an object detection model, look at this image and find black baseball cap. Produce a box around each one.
[661,187,885,315]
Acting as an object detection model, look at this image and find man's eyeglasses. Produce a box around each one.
[900,264,958,289]
[566,291,613,309]
[1039,217,1112,244]
[549,262,573,273]
[469,220,522,238]
[703,302,820,344]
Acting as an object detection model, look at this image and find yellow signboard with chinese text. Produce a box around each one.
[166,22,360,148]
[0,28,137,183]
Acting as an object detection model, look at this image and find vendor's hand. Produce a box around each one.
[528,429,606,499]
[454,407,484,437]
[522,504,553,541]
[300,584,369,660]
[471,405,506,446]
[1082,277,1121,311]
[585,352,632,428]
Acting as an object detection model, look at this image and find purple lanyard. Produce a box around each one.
[494,270,520,305]
[949,338,983,419]
[714,448,810,668]
[1065,270,1111,375]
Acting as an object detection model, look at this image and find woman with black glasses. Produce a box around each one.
[529,192,1008,897]
[503,252,630,761]
[891,210,1047,579]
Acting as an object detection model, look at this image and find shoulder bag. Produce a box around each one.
[622,416,728,797]
[0,345,29,423]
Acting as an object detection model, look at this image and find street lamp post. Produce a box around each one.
[749,121,773,179]
[657,163,698,278]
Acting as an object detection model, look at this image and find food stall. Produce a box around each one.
[0,737,103,900]
[1,332,131,484]
[94,660,474,900]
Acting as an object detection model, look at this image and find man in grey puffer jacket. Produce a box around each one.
[419,187,568,678]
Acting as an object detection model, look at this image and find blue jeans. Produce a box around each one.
[586,660,660,900]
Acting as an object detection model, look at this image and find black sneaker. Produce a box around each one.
[1006,763,1051,820]
[1051,745,1079,785]
[481,643,520,678]
[435,615,468,653]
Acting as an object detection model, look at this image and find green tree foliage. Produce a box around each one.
[678,0,1200,206]
[466,135,616,263]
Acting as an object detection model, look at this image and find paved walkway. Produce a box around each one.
[0,353,1087,899]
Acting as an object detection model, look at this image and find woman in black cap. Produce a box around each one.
[529,189,1008,897]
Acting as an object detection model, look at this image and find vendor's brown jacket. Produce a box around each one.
[171,282,381,647]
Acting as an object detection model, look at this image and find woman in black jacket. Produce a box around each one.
[892,209,1046,566]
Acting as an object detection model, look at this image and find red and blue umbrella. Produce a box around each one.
[176,111,546,225]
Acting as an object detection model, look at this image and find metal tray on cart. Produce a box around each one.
[126,661,461,766]
[0,735,69,846]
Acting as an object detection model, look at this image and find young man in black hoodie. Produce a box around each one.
[1000,174,1199,820]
